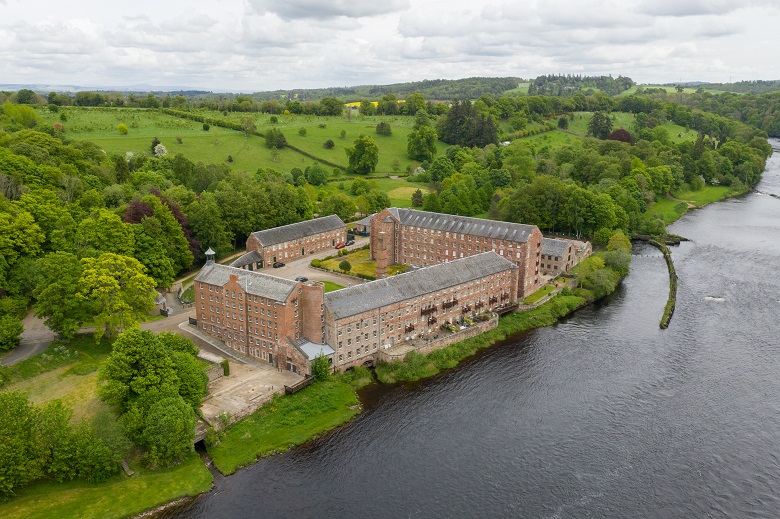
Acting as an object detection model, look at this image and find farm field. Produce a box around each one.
[38,107,446,177]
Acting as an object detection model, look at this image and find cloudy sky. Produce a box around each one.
[1,0,779,92]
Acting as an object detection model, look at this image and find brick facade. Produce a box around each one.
[323,253,519,371]
[242,215,346,269]
[194,265,325,375]
[370,208,543,297]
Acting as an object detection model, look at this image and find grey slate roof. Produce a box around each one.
[324,251,517,320]
[296,340,335,360]
[386,208,537,243]
[542,238,571,258]
[229,250,263,268]
[354,213,376,228]
[194,263,298,302]
[249,215,345,247]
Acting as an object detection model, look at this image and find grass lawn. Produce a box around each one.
[40,107,445,177]
[321,249,375,277]
[319,281,345,293]
[503,82,530,95]
[522,284,557,304]
[649,185,734,224]
[674,185,732,206]
[0,452,212,519]
[208,379,361,475]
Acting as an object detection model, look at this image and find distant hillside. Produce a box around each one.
[528,74,635,97]
[677,80,780,95]
[249,77,524,102]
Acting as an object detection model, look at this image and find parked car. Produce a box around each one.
[335,243,346,249]
[345,239,355,246]
[295,276,308,282]
[273,261,285,268]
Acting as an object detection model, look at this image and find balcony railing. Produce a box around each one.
[420,306,438,316]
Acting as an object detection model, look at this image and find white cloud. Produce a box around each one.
[0,0,778,90]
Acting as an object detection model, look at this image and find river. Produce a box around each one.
[174,140,780,518]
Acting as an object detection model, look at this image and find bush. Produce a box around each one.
[270,116,278,124]
[117,123,128,135]
[376,121,392,136]
[298,127,307,136]
[203,123,210,131]
[310,259,322,268]
[323,139,335,149]
[311,354,330,382]
[0,315,23,352]
[221,359,230,376]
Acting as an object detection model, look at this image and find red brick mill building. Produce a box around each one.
[370,208,544,297]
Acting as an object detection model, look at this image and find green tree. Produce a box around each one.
[407,125,438,162]
[117,123,128,135]
[318,97,344,117]
[375,121,392,136]
[305,164,328,186]
[311,354,331,381]
[345,135,379,175]
[319,193,356,221]
[359,99,376,115]
[15,89,37,104]
[185,195,233,258]
[241,117,257,137]
[140,396,195,468]
[33,252,87,338]
[0,315,23,351]
[404,93,426,115]
[323,139,335,149]
[78,254,157,340]
[411,188,424,207]
[0,391,46,499]
[422,192,442,212]
[75,209,135,257]
[132,228,176,288]
[264,128,287,149]
[587,111,613,139]
[339,260,352,273]
[150,137,161,154]
[99,329,180,411]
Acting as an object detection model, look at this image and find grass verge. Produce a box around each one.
[320,281,345,293]
[208,372,371,475]
[0,452,212,519]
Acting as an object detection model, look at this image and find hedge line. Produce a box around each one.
[651,240,677,329]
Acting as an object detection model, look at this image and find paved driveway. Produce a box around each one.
[268,235,371,288]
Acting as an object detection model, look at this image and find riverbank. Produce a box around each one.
[207,368,373,475]
[0,452,212,519]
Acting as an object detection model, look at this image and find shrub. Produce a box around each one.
[221,359,230,376]
[376,121,392,136]
[117,123,128,135]
[270,116,278,124]
[203,123,210,131]
[310,259,322,268]
[311,354,330,382]
[298,128,307,136]
[324,139,335,149]
[0,315,23,351]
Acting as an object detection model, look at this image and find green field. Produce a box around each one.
[38,107,446,177]
[619,85,731,96]
[207,379,360,475]
[648,186,734,223]
[0,452,212,519]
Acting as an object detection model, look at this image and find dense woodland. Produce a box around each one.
[0,82,774,498]
[528,74,635,97]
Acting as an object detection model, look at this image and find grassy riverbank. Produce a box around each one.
[0,452,212,519]
[208,368,372,475]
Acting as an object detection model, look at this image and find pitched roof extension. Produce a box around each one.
[249,215,345,247]
[194,263,298,302]
[542,238,571,258]
[324,251,517,320]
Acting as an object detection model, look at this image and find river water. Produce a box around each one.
[175,140,780,518]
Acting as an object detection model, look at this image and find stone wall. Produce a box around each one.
[375,316,498,363]
[206,365,224,383]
